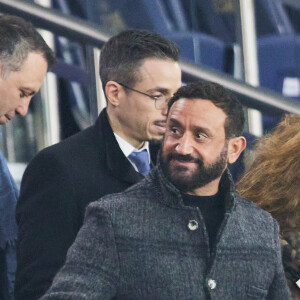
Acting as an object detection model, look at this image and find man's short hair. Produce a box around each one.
[0,14,55,78]
[168,81,245,138]
[100,29,180,89]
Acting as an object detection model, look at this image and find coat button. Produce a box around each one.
[208,279,216,290]
[188,220,198,231]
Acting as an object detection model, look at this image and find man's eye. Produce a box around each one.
[171,128,180,134]
[152,94,164,100]
[196,133,207,139]
[20,91,28,98]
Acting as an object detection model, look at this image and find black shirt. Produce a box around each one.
[182,192,225,250]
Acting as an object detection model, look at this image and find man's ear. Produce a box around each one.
[105,81,122,107]
[227,136,247,164]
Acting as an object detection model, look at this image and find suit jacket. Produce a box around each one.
[15,109,159,300]
[41,167,290,300]
[0,150,19,300]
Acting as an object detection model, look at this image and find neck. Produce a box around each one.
[186,177,221,196]
[107,107,144,149]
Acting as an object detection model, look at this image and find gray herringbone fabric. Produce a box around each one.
[41,167,290,300]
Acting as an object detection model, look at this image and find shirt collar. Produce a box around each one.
[114,133,150,163]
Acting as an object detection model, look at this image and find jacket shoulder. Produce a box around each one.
[89,178,153,210]
[235,194,270,214]
[27,123,102,172]
[41,125,97,156]
[234,193,278,230]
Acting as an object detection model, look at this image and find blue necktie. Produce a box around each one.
[128,150,151,176]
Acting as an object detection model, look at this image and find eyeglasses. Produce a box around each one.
[118,82,169,109]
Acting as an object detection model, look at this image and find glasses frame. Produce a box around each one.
[118,82,167,109]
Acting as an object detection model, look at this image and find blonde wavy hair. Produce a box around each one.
[237,114,300,233]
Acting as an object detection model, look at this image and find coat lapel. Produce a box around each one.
[96,109,143,184]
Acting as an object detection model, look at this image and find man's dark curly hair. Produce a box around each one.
[168,81,245,138]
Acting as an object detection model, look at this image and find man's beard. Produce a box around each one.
[160,145,228,193]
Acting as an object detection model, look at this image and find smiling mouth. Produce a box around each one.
[172,159,196,165]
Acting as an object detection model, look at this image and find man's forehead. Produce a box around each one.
[13,52,48,86]
[168,98,227,130]
[169,98,222,113]
[138,58,180,78]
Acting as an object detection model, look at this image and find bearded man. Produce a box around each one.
[41,81,290,300]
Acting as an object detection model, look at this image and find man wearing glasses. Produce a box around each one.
[15,29,182,300]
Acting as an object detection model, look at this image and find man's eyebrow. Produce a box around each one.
[168,118,182,127]
[146,87,169,94]
[192,125,213,136]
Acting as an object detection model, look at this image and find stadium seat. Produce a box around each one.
[257,34,300,131]
[165,32,227,71]
[257,34,300,98]
[84,0,228,72]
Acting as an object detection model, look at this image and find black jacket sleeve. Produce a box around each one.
[15,149,80,300]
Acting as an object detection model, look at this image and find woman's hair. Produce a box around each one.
[237,114,300,233]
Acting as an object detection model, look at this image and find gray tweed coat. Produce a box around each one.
[41,167,290,300]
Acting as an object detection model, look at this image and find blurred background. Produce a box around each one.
[0,0,300,185]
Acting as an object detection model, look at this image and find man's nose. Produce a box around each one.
[160,98,169,116]
[175,134,193,155]
[16,98,31,116]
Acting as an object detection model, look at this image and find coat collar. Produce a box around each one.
[150,160,236,212]
[96,109,143,184]
[95,109,159,184]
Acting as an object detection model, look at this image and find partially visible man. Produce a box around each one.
[0,14,55,300]
[42,81,290,300]
[0,15,54,123]
[15,29,182,300]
